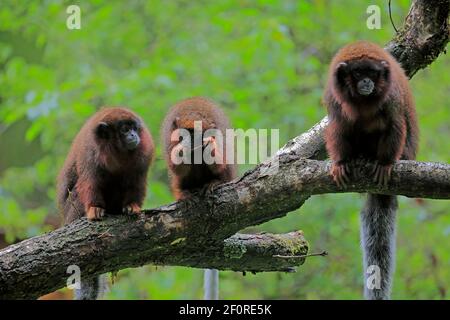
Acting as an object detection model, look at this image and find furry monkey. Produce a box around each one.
[162,97,236,300]
[323,41,418,299]
[57,107,154,299]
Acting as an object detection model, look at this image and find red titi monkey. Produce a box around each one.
[162,97,236,300]
[323,41,418,299]
[57,107,154,299]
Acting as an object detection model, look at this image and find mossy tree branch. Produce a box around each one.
[0,0,448,299]
[0,145,448,299]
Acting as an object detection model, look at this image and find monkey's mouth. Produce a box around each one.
[126,142,139,150]
[125,137,140,150]
[357,80,375,96]
[357,88,373,96]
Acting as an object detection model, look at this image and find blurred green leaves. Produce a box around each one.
[0,0,448,299]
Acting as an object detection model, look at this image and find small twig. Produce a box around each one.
[273,251,328,259]
[388,0,399,33]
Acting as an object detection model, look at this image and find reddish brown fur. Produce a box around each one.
[323,41,418,186]
[57,107,154,224]
[161,97,236,199]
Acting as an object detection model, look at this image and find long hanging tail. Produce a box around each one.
[203,269,219,300]
[360,194,397,300]
[74,275,108,300]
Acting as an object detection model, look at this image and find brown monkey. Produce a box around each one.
[161,97,236,200]
[57,107,154,299]
[323,41,418,300]
[161,97,236,300]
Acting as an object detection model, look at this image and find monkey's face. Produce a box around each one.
[96,119,141,151]
[336,58,390,99]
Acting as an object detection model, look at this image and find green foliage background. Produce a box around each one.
[0,0,448,299]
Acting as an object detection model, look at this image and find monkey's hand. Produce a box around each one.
[204,136,223,157]
[372,163,393,187]
[123,203,141,215]
[203,135,214,147]
[204,136,227,174]
[330,161,350,188]
[86,206,105,220]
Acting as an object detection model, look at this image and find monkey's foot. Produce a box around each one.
[123,203,141,215]
[372,163,393,187]
[330,162,350,188]
[87,206,105,220]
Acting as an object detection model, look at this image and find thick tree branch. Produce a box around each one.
[386,0,449,78]
[0,227,309,299]
[1,156,448,299]
[0,0,448,299]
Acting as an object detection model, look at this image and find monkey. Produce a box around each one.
[162,97,236,200]
[57,107,154,299]
[161,97,236,300]
[323,41,418,300]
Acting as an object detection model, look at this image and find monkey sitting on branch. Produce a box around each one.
[57,107,154,299]
[162,97,236,200]
[161,97,236,300]
[323,41,418,300]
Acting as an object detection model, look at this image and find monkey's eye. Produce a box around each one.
[353,71,362,79]
[367,70,378,78]
[120,125,130,134]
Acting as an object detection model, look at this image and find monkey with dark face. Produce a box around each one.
[161,97,236,300]
[57,107,154,299]
[323,41,418,299]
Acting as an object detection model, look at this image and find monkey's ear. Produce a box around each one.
[336,62,348,72]
[95,122,110,139]
[335,62,348,80]
[380,60,390,78]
